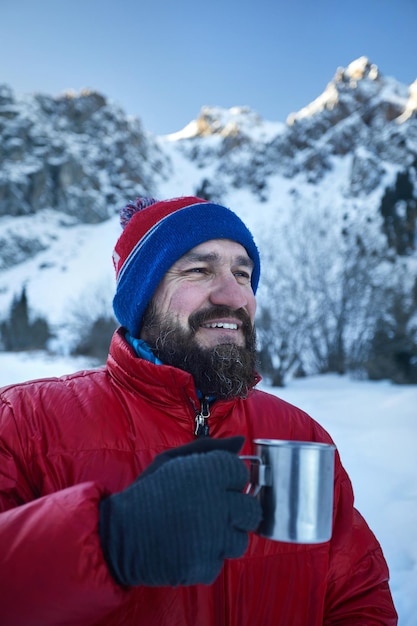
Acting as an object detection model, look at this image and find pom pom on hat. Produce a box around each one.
[119,197,159,229]
[112,196,261,337]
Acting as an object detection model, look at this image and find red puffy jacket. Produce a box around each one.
[0,329,397,625]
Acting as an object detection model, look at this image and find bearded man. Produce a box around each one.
[0,196,397,625]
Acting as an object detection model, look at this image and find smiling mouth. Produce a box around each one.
[201,322,238,330]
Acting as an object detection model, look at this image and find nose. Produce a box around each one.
[208,272,251,310]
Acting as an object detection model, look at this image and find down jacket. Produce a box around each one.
[0,329,397,625]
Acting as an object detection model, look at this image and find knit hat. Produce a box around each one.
[112,196,261,337]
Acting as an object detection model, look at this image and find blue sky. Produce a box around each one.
[1,0,416,135]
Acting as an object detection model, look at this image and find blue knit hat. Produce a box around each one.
[112,196,260,337]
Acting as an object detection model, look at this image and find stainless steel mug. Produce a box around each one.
[241,439,336,544]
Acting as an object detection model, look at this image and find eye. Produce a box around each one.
[234,269,251,283]
[184,266,209,275]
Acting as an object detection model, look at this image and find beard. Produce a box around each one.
[140,303,258,399]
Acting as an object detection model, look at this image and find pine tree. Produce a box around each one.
[0,287,50,351]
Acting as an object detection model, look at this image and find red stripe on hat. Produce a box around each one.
[113,196,207,278]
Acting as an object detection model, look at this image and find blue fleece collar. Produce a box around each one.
[125,333,164,365]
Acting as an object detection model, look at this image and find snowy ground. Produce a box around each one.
[0,351,416,625]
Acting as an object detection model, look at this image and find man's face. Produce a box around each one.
[140,239,258,398]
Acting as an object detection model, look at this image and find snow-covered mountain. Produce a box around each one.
[1,56,416,379]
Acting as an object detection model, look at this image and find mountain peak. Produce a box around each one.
[166,105,284,142]
[287,56,409,126]
[336,56,380,83]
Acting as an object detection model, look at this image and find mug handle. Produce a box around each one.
[239,455,265,497]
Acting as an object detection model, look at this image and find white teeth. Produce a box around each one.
[203,322,238,330]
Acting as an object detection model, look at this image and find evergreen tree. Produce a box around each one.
[72,314,117,362]
[0,288,51,351]
[366,275,417,384]
[379,169,417,255]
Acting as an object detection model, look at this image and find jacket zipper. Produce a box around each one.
[194,396,211,437]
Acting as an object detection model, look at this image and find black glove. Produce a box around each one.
[99,436,261,587]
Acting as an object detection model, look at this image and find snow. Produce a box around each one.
[0,353,415,624]
[0,213,119,325]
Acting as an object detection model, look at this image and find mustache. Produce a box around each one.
[188,306,252,333]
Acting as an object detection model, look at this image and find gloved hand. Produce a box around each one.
[99,436,261,587]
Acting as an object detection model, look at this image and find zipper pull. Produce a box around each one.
[194,396,210,437]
